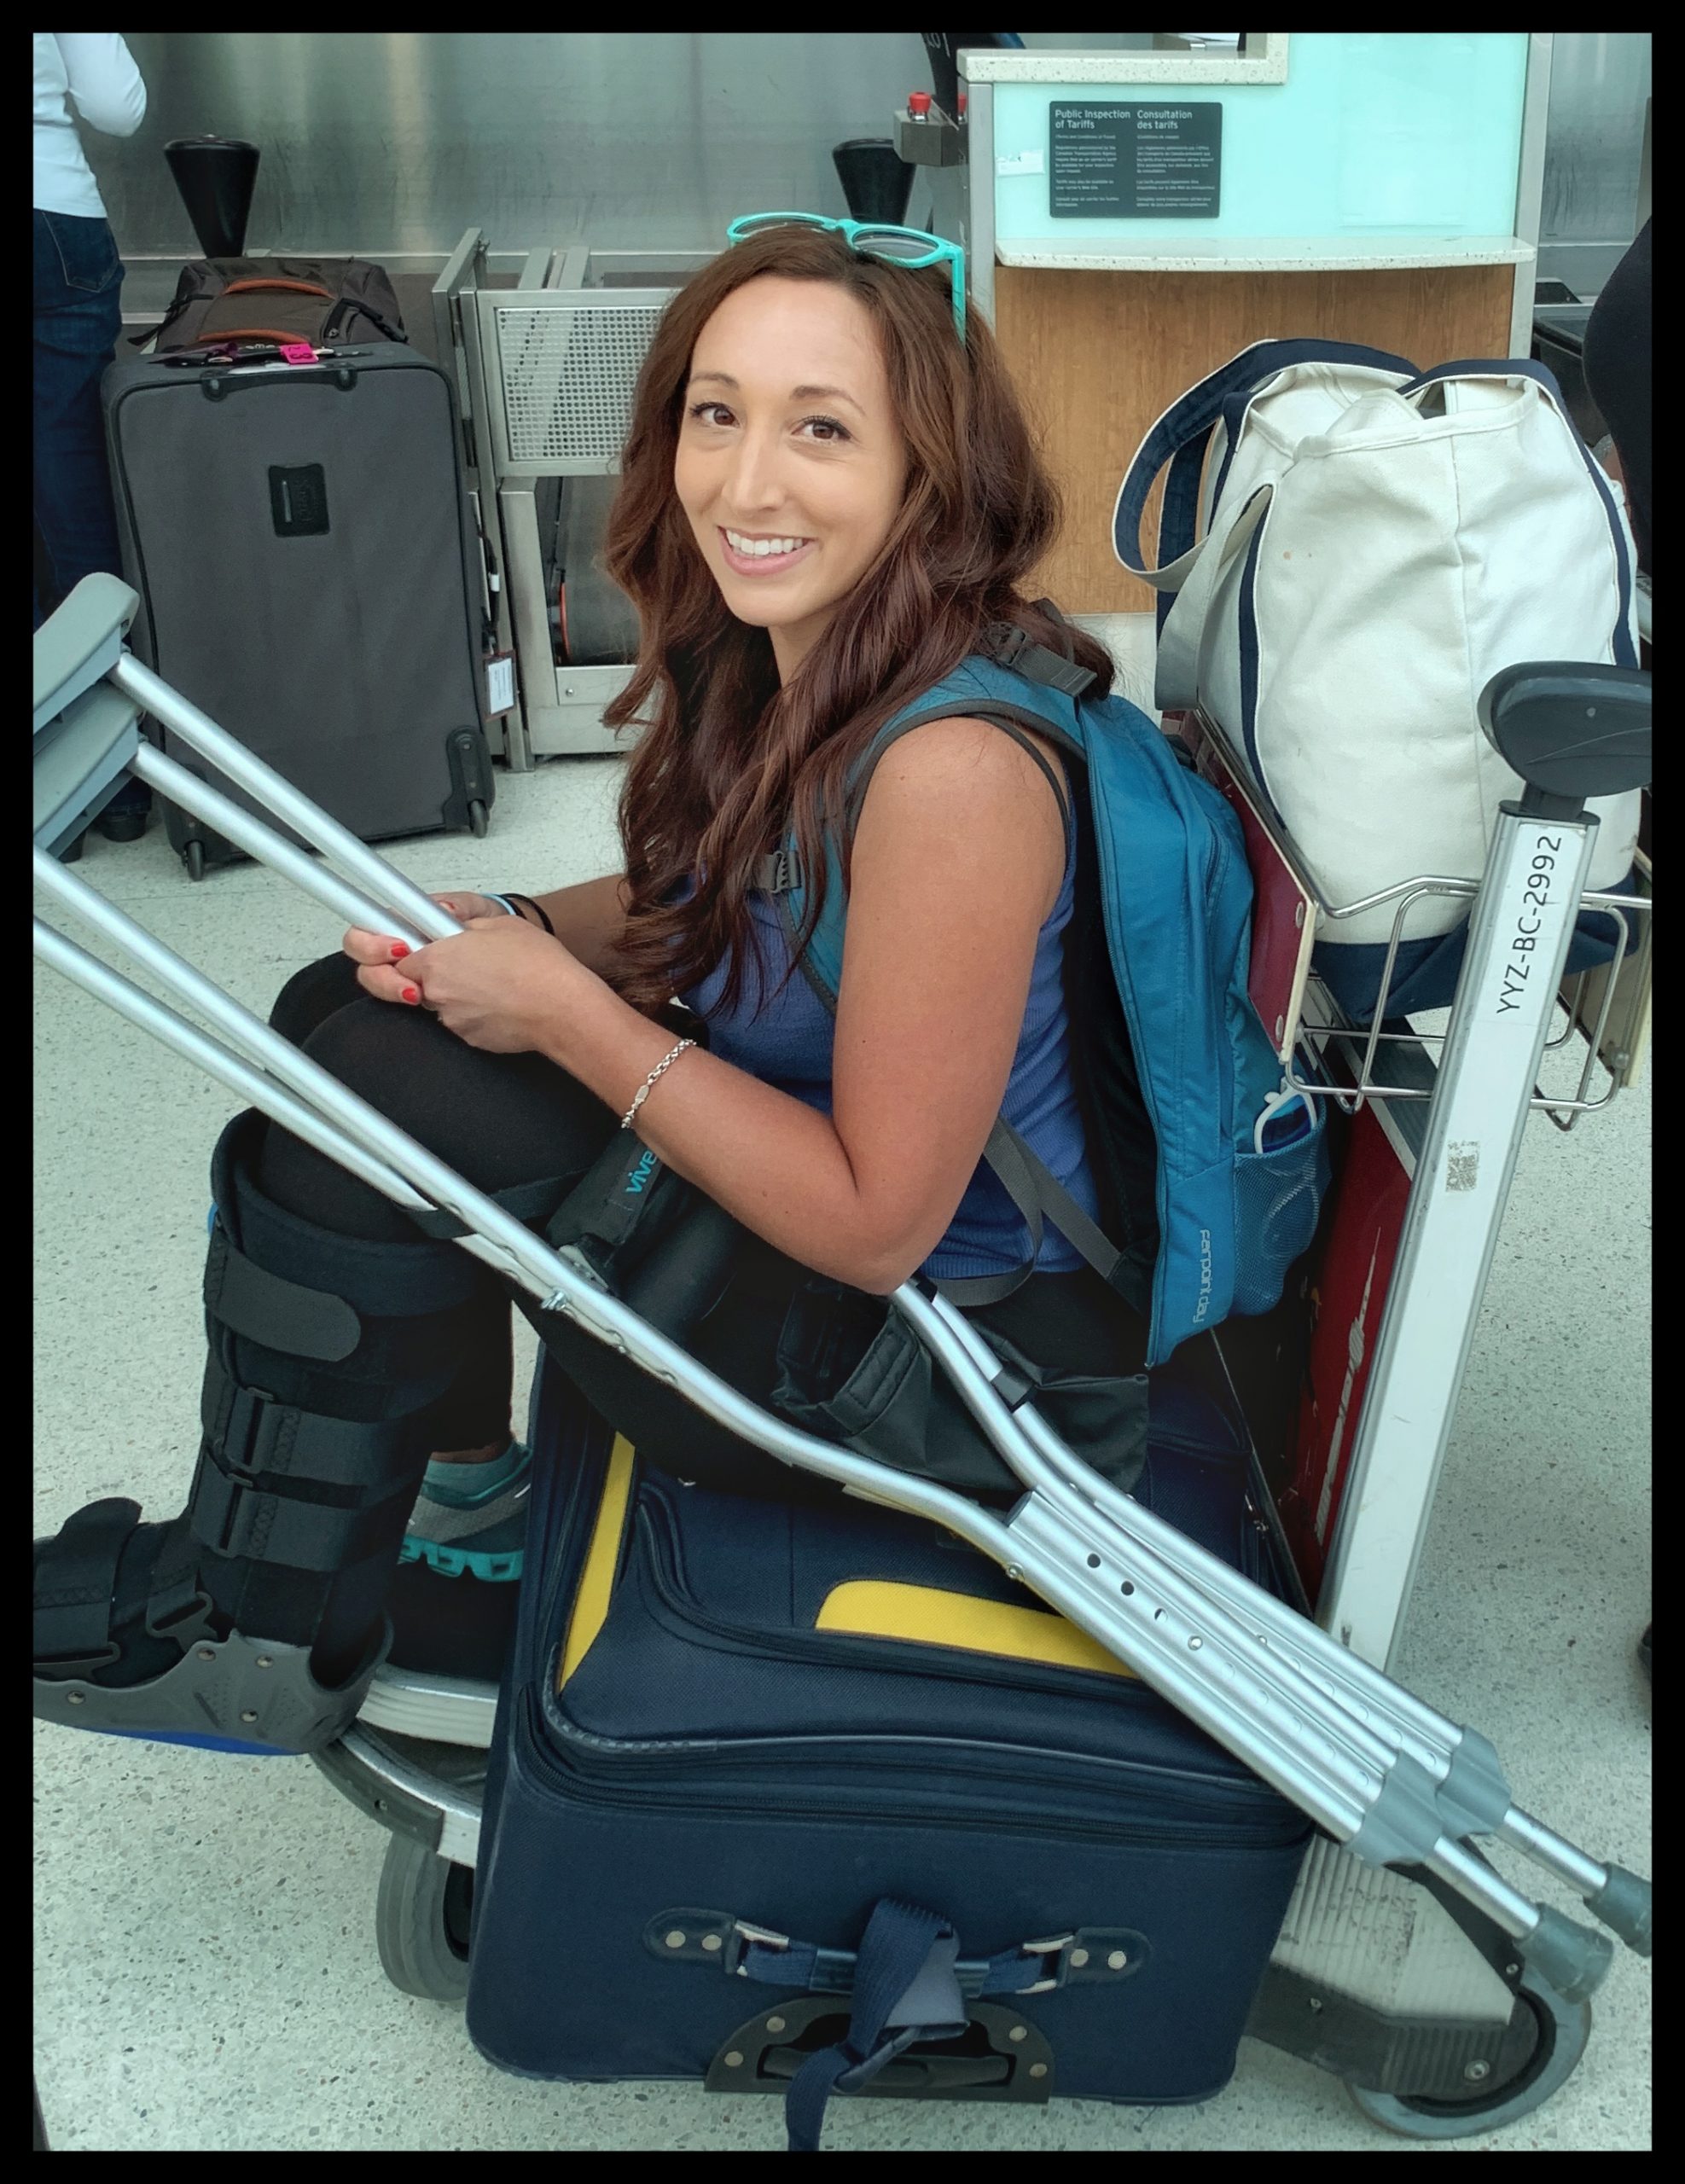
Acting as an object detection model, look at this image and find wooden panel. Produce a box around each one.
[994,262,1515,614]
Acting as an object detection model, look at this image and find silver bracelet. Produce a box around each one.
[621,1038,695,1132]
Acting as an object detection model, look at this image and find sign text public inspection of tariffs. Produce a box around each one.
[1049,102,1223,218]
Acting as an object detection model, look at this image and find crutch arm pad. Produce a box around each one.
[32,573,139,735]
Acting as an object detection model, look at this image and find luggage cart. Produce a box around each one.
[33,578,1651,2141]
[1172,710,1653,1673]
[431,233,711,768]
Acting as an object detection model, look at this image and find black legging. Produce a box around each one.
[261,952,1148,1498]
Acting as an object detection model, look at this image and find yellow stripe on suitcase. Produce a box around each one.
[816,1582,1136,1680]
[559,1434,638,1687]
[558,1438,1136,1688]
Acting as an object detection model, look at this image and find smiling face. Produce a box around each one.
[673,275,909,682]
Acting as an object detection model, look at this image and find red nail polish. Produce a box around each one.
[402,985,420,1004]
[390,942,410,961]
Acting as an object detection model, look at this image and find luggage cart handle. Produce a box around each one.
[1479,660,1652,810]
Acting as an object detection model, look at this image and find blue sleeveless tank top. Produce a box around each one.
[678,757,1101,1283]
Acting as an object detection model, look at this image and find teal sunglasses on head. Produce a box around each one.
[726,211,967,344]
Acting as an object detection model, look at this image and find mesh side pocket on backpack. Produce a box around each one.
[1230,1125,1328,1319]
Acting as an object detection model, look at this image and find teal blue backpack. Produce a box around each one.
[762,622,1328,1368]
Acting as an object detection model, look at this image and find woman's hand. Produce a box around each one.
[340,914,587,1055]
[335,890,508,973]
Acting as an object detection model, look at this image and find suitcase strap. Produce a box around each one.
[651,1902,1146,2150]
[784,1901,961,2152]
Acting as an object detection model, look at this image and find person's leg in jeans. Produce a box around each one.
[32,206,149,829]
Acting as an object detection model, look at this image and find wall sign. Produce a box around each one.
[1049,102,1223,219]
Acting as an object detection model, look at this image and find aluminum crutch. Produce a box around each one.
[915,1285,1651,1960]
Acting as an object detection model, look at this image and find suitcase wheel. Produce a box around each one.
[374,1832,474,2004]
[468,799,489,840]
[184,839,206,883]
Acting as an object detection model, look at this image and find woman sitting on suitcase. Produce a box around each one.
[34,217,1148,1752]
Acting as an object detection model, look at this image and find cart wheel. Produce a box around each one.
[468,799,489,839]
[1347,1963,1591,2140]
[184,839,206,883]
[374,1833,474,2003]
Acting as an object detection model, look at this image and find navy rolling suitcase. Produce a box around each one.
[101,341,496,876]
[467,1356,1312,2145]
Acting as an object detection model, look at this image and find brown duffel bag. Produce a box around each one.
[136,255,406,354]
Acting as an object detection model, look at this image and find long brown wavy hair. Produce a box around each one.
[601,222,1113,1015]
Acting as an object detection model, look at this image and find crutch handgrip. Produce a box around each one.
[1588,1865,1652,1958]
[1525,1907,1615,2006]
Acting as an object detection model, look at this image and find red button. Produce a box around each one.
[908,91,933,116]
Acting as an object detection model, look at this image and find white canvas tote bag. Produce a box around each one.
[1113,340,1642,964]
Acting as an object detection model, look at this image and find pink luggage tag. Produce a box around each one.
[279,342,319,366]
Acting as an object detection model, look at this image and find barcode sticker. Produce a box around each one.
[485,652,516,717]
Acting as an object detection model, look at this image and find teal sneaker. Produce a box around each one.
[398,1444,531,1582]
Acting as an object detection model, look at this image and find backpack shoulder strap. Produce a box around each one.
[934,1117,1126,1308]
[843,634,1093,830]
[848,696,1074,842]
[756,634,1144,1307]
[770,640,1094,1000]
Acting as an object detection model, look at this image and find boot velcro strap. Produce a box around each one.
[212,1110,485,1316]
[140,1517,221,1647]
[205,1223,363,1362]
[189,1452,415,1571]
[199,1363,432,1499]
[191,1366,429,1571]
[32,1498,140,1670]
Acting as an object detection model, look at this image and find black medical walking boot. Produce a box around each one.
[32,1112,500,1755]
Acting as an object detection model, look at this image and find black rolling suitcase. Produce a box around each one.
[101,340,495,876]
[467,1356,1311,2149]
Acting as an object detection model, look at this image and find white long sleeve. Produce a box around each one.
[34,33,148,218]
